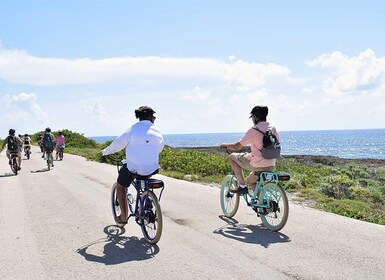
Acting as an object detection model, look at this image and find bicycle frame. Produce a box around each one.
[230,171,290,211]
[128,178,165,222]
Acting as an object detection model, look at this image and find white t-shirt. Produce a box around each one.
[102,120,164,175]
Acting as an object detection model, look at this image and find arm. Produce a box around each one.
[101,130,130,156]
[220,141,244,151]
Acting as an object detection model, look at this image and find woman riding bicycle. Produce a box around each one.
[100,106,164,225]
[55,131,65,160]
[220,105,280,194]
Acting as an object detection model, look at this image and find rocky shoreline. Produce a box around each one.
[173,146,385,169]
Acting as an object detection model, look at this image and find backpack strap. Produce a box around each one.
[252,126,266,135]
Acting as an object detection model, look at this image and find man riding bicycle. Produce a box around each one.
[101,106,164,225]
[2,129,23,170]
[42,127,56,167]
[220,105,280,194]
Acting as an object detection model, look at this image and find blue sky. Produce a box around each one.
[1,0,385,138]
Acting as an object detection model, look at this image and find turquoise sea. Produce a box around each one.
[89,128,385,160]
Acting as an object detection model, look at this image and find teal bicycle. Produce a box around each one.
[220,171,290,232]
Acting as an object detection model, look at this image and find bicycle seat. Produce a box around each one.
[134,169,159,180]
[136,175,152,180]
[10,153,19,158]
[260,171,290,181]
[277,172,290,181]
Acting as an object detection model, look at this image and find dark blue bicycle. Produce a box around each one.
[111,164,165,244]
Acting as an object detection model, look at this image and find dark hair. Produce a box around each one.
[45,127,51,133]
[9,128,15,135]
[135,106,156,120]
[250,106,268,121]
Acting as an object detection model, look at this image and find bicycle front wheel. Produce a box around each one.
[140,191,162,244]
[111,183,128,228]
[259,183,289,232]
[220,175,240,218]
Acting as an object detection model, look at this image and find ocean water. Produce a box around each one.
[89,129,385,160]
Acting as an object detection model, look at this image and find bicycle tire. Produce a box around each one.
[27,149,30,160]
[220,175,240,218]
[12,158,18,175]
[259,183,289,232]
[111,183,127,228]
[140,191,162,244]
[46,152,51,170]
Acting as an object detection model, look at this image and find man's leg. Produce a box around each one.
[229,153,245,185]
[116,164,135,223]
[18,152,21,167]
[6,151,11,164]
[116,183,128,221]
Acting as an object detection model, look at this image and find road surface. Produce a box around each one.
[0,146,384,279]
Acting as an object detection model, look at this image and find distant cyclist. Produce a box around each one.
[23,133,32,156]
[2,129,23,170]
[37,134,44,152]
[220,105,280,194]
[100,106,164,225]
[42,127,56,167]
[55,131,65,160]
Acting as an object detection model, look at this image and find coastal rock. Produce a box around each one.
[174,146,385,169]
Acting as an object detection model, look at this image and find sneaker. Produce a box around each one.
[9,160,11,165]
[17,167,21,171]
[230,187,248,194]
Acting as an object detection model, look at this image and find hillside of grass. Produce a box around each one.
[4,130,384,225]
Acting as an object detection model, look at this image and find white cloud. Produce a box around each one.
[306,48,385,98]
[0,93,50,136]
[1,47,385,136]
[0,48,290,91]
[224,60,290,90]
[180,86,211,101]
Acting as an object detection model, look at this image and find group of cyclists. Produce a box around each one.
[101,104,279,225]
[2,127,66,172]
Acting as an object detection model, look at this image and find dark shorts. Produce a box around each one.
[117,164,159,188]
[117,164,137,188]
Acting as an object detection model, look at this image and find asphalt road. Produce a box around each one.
[0,146,384,280]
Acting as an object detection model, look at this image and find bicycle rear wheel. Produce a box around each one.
[12,158,18,175]
[220,175,240,218]
[140,191,162,244]
[111,183,127,228]
[259,183,289,232]
[46,152,52,170]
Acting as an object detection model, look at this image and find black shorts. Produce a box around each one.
[117,164,159,188]
[117,164,137,188]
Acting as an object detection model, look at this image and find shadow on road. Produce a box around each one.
[77,225,160,265]
[213,215,291,248]
[30,168,51,173]
[0,172,16,178]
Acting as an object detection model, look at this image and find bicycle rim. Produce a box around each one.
[13,159,18,175]
[111,183,127,228]
[259,183,289,232]
[140,191,162,244]
[220,175,240,218]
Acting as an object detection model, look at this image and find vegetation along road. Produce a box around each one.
[0,146,384,279]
